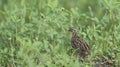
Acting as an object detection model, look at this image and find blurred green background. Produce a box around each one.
[0,0,120,67]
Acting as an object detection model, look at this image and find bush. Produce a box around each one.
[0,0,120,67]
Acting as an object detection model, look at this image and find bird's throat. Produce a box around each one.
[72,32,78,38]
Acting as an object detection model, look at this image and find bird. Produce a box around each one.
[68,28,91,61]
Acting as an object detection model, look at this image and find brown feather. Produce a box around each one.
[69,28,91,59]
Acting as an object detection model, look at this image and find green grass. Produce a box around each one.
[0,0,120,67]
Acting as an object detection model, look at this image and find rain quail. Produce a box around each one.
[69,28,91,61]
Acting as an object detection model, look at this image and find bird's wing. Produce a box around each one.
[74,37,90,52]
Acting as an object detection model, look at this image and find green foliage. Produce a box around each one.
[0,0,120,67]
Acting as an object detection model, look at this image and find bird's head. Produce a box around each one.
[68,28,77,33]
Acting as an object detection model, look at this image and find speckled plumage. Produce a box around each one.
[69,28,91,60]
